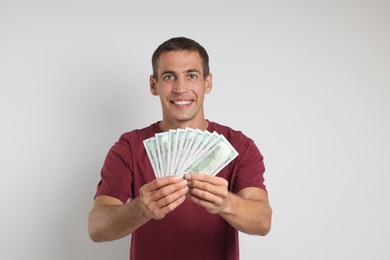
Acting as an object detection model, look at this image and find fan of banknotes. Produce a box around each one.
[143,128,239,178]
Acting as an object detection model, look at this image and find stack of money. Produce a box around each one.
[143,128,239,178]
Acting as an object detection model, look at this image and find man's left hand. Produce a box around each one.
[184,173,229,214]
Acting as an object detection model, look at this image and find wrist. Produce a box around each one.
[129,197,151,221]
[220,192,235,216]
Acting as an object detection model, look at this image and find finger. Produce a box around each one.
[153,179,188,201]
[184,173,228,186]
[148,186,189,219]
[188,179,228,198]
[154,195,187,219]
[186,193,220,215]
[155,181,189,207]
[188,187,220,203]
[144,175,182,192]
[141,178,188,207]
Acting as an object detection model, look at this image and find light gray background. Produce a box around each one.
[1,1,389,259]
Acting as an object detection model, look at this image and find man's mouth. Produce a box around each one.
[172,100,192,105]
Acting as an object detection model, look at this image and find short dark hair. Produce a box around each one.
[151,37,210,79]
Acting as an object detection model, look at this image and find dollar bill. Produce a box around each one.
[144,128,239,178]
[174,128,196,176]
[155,132,169,177]
[143,137,160,178]
[171,128,187,175]
[167,129,178,175]
[184,134,238,175]
[176,128,205,176]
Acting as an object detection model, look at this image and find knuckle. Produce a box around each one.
[159,188,169,197]
[165,203,176,212]
[150,207,161,218]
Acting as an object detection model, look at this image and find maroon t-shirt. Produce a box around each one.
[95,121,267,260]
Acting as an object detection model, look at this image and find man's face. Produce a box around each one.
[150,51,212,128]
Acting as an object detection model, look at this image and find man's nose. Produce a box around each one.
[173,77,189,93]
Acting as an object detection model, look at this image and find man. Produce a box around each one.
[88,37,272,260]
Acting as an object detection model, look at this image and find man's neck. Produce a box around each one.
[158,119,209,132]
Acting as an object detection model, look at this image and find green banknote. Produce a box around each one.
[143,128,238,178]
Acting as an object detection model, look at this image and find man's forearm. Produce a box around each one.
[88,197,150,242]
[220,192,272,235]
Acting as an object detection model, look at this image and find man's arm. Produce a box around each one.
[222,187,272,235]
[88,175,189,242]
[184,173,272,235]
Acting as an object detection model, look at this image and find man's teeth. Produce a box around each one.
[173,100,191,105]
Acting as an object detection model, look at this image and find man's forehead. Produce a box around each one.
[157,50,202,67]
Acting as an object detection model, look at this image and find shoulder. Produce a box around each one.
[209,121,262,156]
[107,122,160,155]
[119,122,161,143]
[209,121,252,143]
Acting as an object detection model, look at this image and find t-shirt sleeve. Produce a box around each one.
[94,135,133,204]
[233,139,267,193]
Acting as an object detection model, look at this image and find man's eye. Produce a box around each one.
[188,74,198,79]
[164,75,175,80]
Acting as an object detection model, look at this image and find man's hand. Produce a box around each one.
[139,175,189,220]
[184,173,229,214]
[184,173,272,235]
[88,176,189,242]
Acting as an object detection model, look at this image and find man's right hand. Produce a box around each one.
[88,175,188,242]
[139,175,189,220]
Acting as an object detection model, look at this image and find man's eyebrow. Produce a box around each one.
[160,70,176,76]
[186,69,201,74]
[160,69,201,76]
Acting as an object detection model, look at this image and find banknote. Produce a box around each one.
[155,132,169,177]
[171,129,187,175]
[184,134,238,176]
[167,129,178,176]
[174,128,197,176]
[143,128,239,178]
[178,131,213,175]
[143,138,160,178]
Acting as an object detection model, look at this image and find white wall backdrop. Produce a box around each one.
[1,1,389,259]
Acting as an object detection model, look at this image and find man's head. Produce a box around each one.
[152,37,210,80]
[149,37,212,131]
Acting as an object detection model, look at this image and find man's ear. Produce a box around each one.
[150,75,158,96]
[205,73,213,94]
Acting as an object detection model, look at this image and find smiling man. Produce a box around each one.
[88,37,272,260]
[150,50,211,131]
